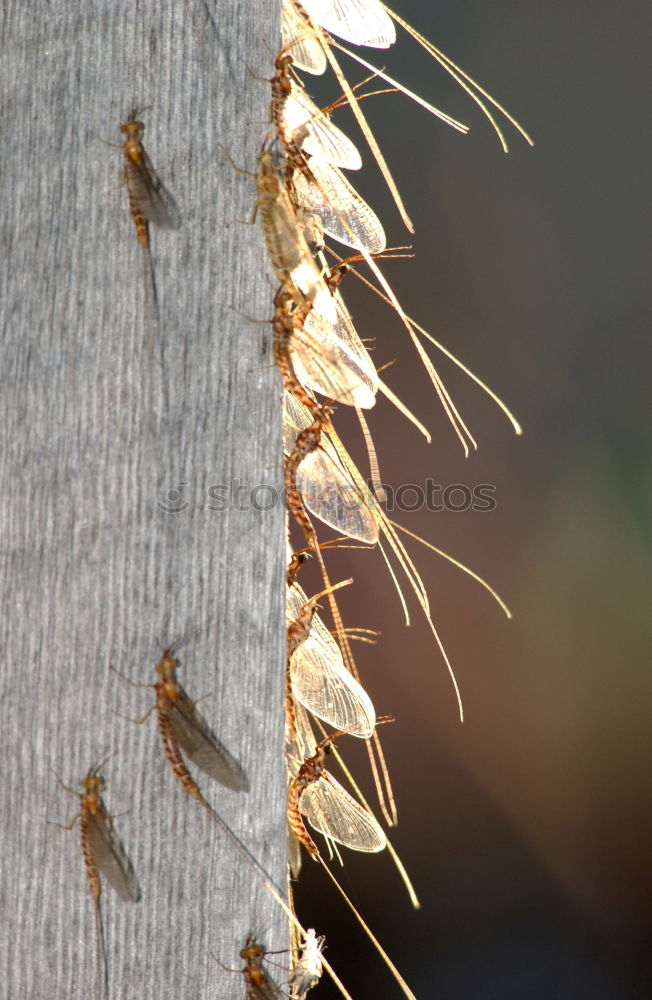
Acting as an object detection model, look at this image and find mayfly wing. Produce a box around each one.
[298,0,396,48]
[166,686,247,792]
[292,155,386,253]
[282,0,328,74]
[292,294,378,409]
[282,84,363,170]
[131,146,181,230]
[287,582,376,737]
[284,391,379,543]
[299,758,387,853]
[86,805,141,903]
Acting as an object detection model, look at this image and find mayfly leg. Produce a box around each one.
[50,763,140,1000]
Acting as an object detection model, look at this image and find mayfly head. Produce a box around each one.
[121,106,151,137]
[81,773,105,796]
[82,751,116,793]
[120,119,144,139]
[155,648,179,681]
[240,934,266,964]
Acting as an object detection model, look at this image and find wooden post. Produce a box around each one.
[0,1,287,997]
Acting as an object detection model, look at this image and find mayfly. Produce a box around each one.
[274,283,378,411]
[214,934,280,1000]
[113,641,247,796]
[287,579,376,738]
[51,763,140,1000]
[270,55,386,252]
[255,149,337,326]
[120,109,180,313]
[291,929,325,1000]
[272,54,362,171]
[284,390,378,545]
[288,728,387,861]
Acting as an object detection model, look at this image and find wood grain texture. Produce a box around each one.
[0,1,287,997]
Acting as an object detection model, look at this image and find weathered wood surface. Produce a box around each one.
[0,2,287,998]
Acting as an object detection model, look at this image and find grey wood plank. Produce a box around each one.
[0,2,287,998]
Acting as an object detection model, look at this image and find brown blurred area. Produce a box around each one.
[288,2,652,997]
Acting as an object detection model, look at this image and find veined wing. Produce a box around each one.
[168,688,247,792]
[282,0,327,74]
[300,770,387,853]
[288,582,376,737]
[299,0,396,48]
[283,84,362,170]
[87,809,141,903]
[292,156,386,253]
[126,147,181,230]
[294,294,378,408]
[284,391,379,543]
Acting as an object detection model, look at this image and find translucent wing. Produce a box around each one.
[299,0,396,48]
[168,689,248,791]
[87,810,141,903]
[284,391,379,543]
[300,770,387,852]
[292,156,386,253]
[283,85,362,170]
[293,295,379,409]
[282,0,327,74]
[125,147,181,230]
[287,582,376,737]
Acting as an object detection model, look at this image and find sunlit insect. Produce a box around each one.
[51,763,140,1000]
[113,641,247,798]
[270,51,386,252]
[272,54,362,171]
[285,702,418,999]
[284,396,337,553]
[255,149,337,326]
[288,727,387,861]
[296,0,396,49]
[284,390,378,546]
[287,579,376,738]
[291,929,325,1000]
[273,282,378,412]
[119,109,180,311]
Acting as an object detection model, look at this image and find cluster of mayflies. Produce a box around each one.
[261,1,531,998]
[51,3,531,998]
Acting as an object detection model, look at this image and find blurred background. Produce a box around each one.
[288,2,652,997]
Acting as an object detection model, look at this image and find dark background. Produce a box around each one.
[288,2,652,997]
